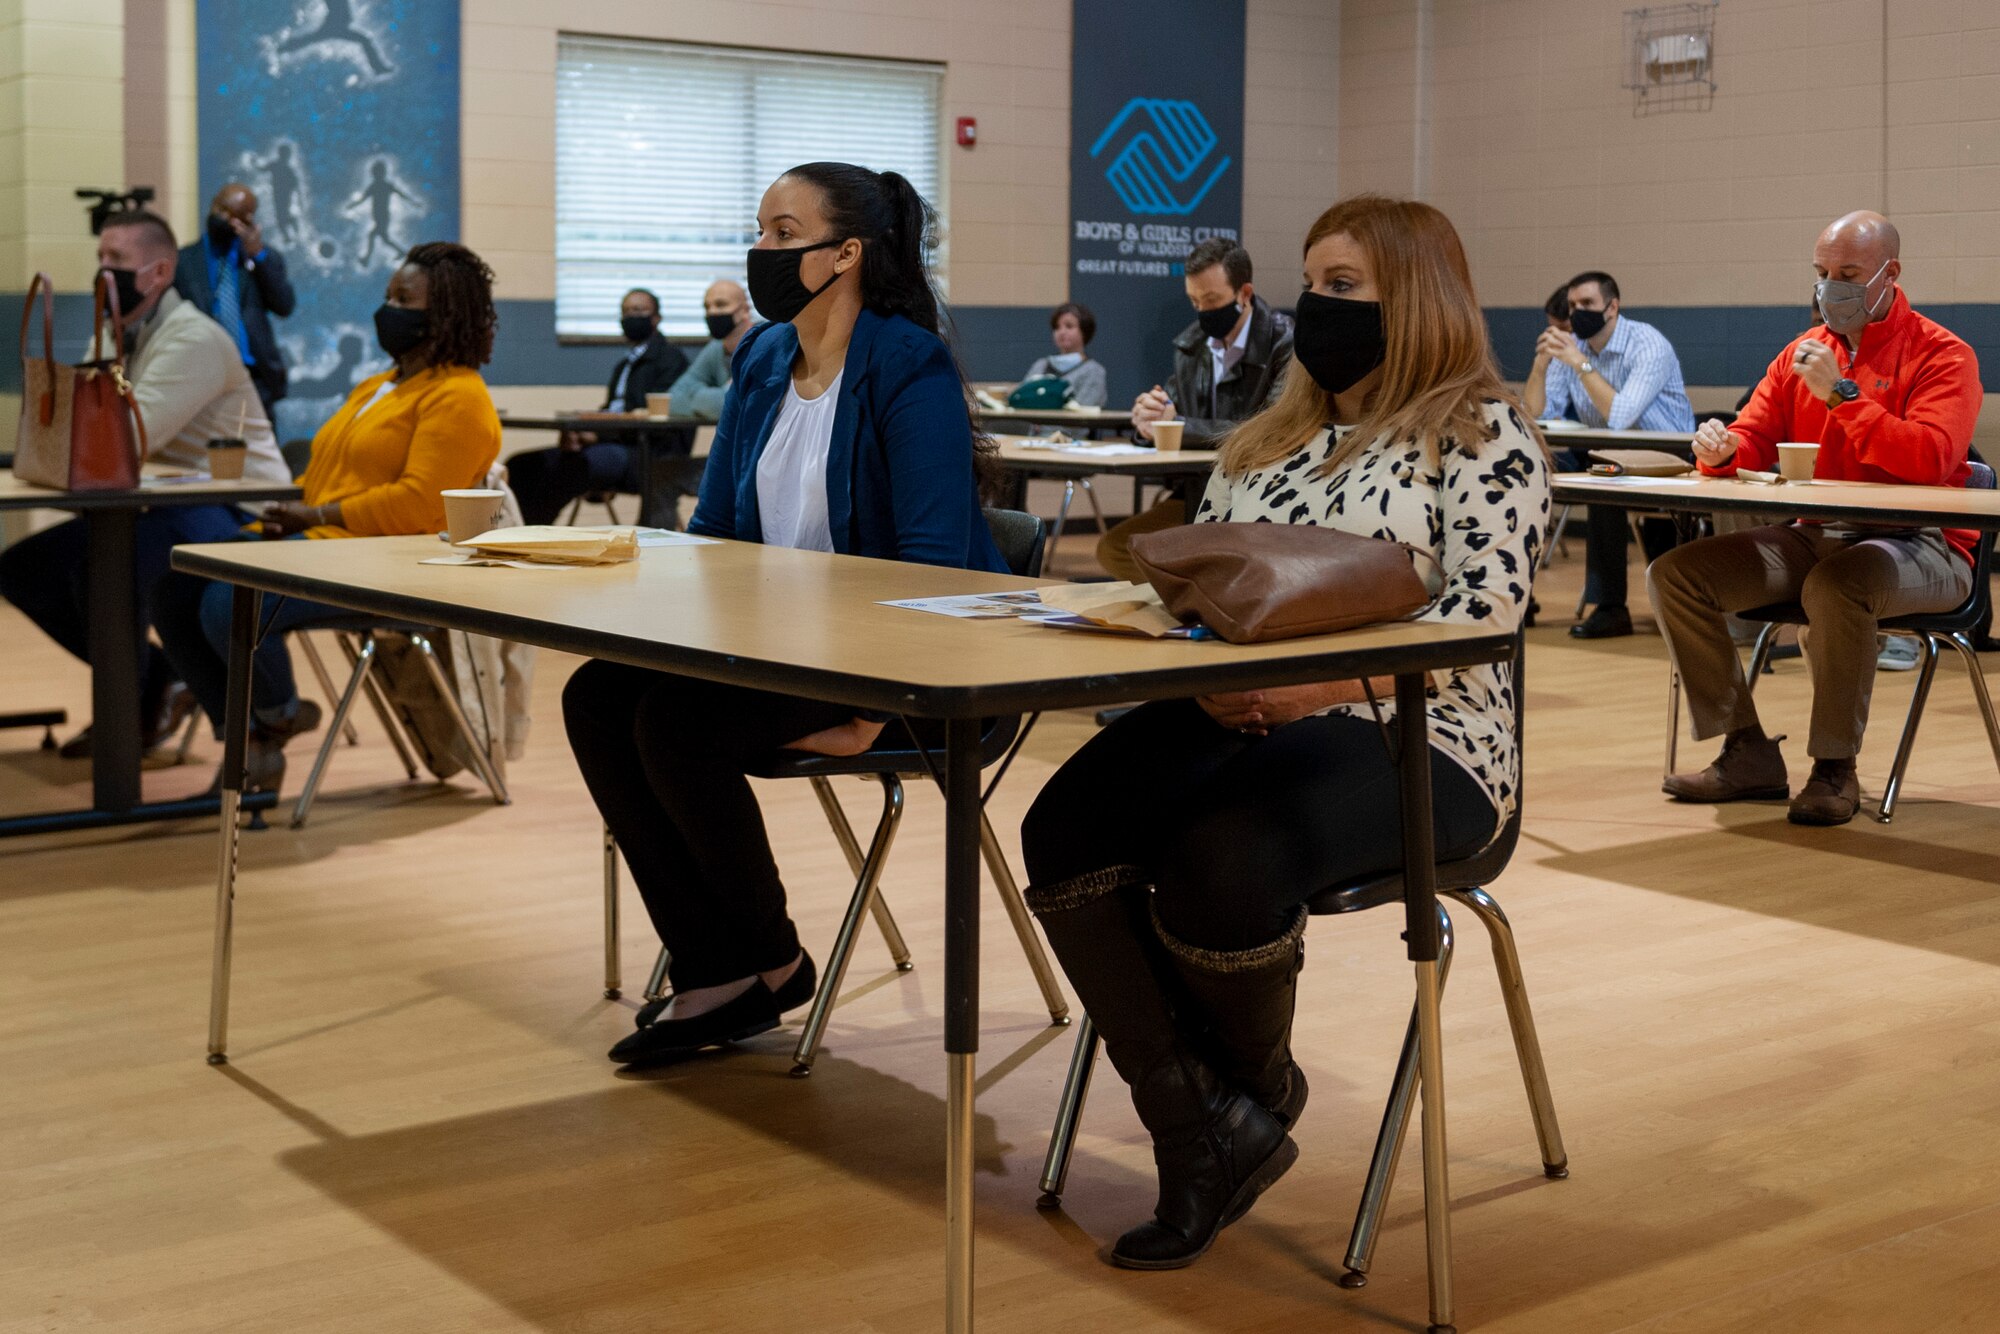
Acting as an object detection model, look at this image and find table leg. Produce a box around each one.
[83,508,141,812]
[206,585,258,1065]
[1396,671,1455,1334]
[943,714,981,1333]
[634,435,664,529]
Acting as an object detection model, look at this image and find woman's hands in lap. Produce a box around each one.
[783,716,888,757]
[1197,680,1379,736]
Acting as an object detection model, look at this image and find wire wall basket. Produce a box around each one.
[1622,2,1718,116]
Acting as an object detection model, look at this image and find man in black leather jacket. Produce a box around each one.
[1100,238,1294,580]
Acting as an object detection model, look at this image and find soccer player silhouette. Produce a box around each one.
[252,143,304,244]
[344,159,415,267]
[275,0,393,78]
[288,333,369,399]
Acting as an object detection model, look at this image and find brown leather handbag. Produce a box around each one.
[1128,521,1441,644]
[14,271,146,491]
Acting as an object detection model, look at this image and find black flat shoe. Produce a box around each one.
[609,984,781,1066]
[1569,605,1633,640]
[629,951,817,1031]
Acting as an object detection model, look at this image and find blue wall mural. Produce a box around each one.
[196,0,460,442]
[1068,0,1245,404]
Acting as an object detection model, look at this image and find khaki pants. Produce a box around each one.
[1647,524,1970,759]
[1095,497,1186,582]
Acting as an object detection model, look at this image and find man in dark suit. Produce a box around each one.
[507,288,693,526]
[173,183,296,422]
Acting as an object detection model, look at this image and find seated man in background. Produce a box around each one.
[666,279,755,421]
[0,209,288,761]
[1651,211,1980,827]
[506,287,689,525]
[1098,238,1294,581]
[1526,270,1695,639]
[1542,281,1572,338]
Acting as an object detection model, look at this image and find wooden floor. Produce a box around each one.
[6,539,2000,1333]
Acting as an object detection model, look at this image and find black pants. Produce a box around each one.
[563,660,875,991]
[1553,448,1678,609]
[1020,700,1497,950]
[508,443,642,526]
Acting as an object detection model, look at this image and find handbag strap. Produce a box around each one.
[21,272,54,424]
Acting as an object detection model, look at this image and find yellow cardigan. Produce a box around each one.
[299,364,502,538]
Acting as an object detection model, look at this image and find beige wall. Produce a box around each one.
[464,0,1340,309]
[0,0,124,291]
[1342,0,2000,312]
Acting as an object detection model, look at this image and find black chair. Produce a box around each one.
[1731,459,2000,822]
[604,508,1072,1076]
[1035,636,1567,1296]
[278,438,314,480]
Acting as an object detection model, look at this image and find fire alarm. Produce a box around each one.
[956,116,977,147]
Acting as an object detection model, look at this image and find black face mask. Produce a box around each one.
[705,310,739,340]
[1196,298,1243,341]
[374,303,429,358]
[1567,306,1607,340]
[620,315,655,344]
[1291,291,1386,395]
[746,240,843,324]
[102,267,147,320]
[207,214,239,253]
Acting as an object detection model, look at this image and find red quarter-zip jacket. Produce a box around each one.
[1700,286,1982,564]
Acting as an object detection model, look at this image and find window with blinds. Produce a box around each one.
[555,36,945,340]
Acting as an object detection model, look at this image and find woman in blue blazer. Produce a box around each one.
[564,162,1006,1067]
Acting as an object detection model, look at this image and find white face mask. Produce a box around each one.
[1047,351,1084,373]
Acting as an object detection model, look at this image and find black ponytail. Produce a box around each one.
[781,162,1001,498]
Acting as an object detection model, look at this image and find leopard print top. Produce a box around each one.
[1192,399,1550,824]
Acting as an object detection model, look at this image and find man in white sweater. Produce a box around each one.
[0,210,289,759]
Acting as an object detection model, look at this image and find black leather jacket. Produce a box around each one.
[1164,296,1295,447]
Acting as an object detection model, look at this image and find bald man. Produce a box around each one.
[667,279,757,422]
[1650,210,1983,826]
[506,287,690,526]
[174,182,296,421]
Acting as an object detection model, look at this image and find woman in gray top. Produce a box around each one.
[1022,301,1107,406]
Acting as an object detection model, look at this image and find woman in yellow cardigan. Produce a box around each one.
[156,242,503,790]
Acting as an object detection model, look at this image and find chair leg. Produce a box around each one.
[563,496,582,526]
[1078,477,1109,536]
[1339,903,1455,1288]
[1743,622,1781,695]
[174,708,202,765]
[1049,479,1077,554]
[340,632,421,780]
[602,823,621,999]
[642,946,671,1003]
[1035,1014,1099,1207]
[1946,632,2000,780]
[1664,660,1682,778]
[296,631,360,746]
[290,635,379,828]
[1541,505,1571,570]
[1878,632,1941,823]
[1445,887,1567,1176]
[407,632,512,806]
[791,775,904,1076]
[809,776,912,968]
[978,810,1069,1024]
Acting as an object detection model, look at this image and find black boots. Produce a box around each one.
[1155,904,1309,1131]
[1026,868,1297,1270]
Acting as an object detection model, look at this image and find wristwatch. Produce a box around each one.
[1826,377,1859,408]
[1576,359,1596,377]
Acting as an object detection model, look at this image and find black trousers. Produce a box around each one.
[508,443,642,527]
[562,660,871,991]
[1020,700,1497,950]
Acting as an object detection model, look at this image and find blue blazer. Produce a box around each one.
[688,307,1007,573]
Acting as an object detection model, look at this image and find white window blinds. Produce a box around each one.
[555,36,945,339]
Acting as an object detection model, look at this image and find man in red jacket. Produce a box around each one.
[1648,210,1982,826]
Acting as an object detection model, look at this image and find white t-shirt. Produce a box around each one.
[755,370,843,552]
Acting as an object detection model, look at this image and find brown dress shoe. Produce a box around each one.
[1663,732,1789,802]
[1788,760,1860,826]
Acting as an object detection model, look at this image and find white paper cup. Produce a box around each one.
[442,488,507,544]
[1776,442,1820,482]
[1150,419,1186,452]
